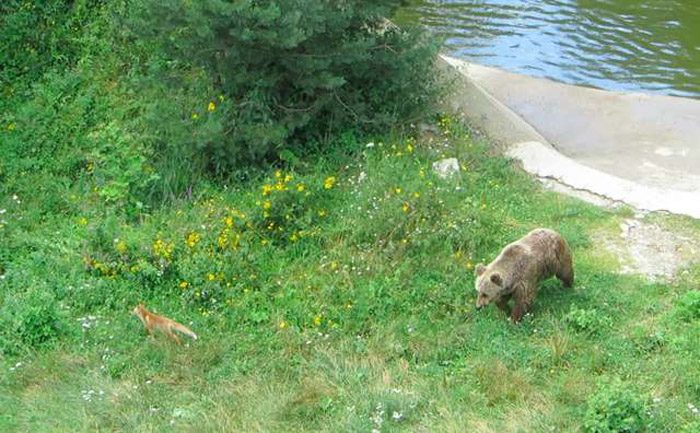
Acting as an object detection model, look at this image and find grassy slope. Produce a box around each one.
[2,115,700,432]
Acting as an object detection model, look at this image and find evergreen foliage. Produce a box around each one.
[130,0,441,171]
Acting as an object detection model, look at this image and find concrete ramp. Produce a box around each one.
[440,55,700,218]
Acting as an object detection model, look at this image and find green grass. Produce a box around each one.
[2,116,700,432]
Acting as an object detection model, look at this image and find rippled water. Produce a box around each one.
[398,0,700,98]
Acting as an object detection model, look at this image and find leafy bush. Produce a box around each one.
[87,121,160,216]
[584,379,647,433]
[129,0,441,171]
[0,0,100,90]
[564,305,612,335]
[0,287,66,354]
[676,290,700,321]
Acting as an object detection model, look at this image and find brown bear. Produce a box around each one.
[474,228,573,323]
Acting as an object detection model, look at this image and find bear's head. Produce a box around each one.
[474,264,505,309]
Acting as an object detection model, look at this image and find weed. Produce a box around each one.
[583,379,647,433]
[565,305,613,335]
[676,290,700,321]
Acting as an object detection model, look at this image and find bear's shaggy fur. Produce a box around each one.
[474,228,573,323]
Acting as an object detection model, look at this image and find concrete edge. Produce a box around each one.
[438,54,700,219]
[509,142,700,219]
[437,55,552,150]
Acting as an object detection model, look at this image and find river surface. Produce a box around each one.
[397,0,700,98]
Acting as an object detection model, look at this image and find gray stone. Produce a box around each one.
[432,158,460,179]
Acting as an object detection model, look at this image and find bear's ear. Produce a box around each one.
[490,273,503,287]
[475,264,487,276]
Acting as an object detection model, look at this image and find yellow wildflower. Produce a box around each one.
[262,201,271,209]
[208,101,216,112]
[402,203,409,212]
[419,169,425,178]
[330,262,338,270]
[289,233,298,242]
[179,281,189,289]
[185,231,201,247]
[314,315,322,326]
[317,210,327,217]
[225,216,233,227]
[324,176,336,189]
[406,143,414,154]
[152,238,174,260]
[284,174,293,182]
[297,183,305,192]
[208,273,216,281]
[192,113,199,120]
[414,192,420,199]
[262,184,273,196]
[275,170,282,179]
[7,122,17,131]
[78,217,88,226]
[394,187,402,194]
[261,239,269,246]
[466,262,473,269]
[280,321,287,329]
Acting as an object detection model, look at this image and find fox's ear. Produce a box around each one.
[475,264,487,276]
[490,273,503,287]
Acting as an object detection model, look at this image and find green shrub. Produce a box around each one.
[0,287,67,354]
[87,121,160,216]
[564,305,612,335]
[129,0,441,171]
[0,0,101,90]
[676,290,700,321]
[583,379,647,433]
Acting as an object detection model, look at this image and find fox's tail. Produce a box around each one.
[172,322,198,340]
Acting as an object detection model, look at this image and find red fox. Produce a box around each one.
[131,303,197,345]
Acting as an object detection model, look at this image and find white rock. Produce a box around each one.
[432,158,460,179]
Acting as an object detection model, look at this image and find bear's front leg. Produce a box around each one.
[510,290,533,324]
[495,294,511,316]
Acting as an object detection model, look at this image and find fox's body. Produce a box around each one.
[131,303,197,345]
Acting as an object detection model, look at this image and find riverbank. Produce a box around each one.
[440,55,700,219]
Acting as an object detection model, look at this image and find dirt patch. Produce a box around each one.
[600,218,700,279]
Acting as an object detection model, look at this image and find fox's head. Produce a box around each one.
[474,264,505,309]
[131,303,146,316]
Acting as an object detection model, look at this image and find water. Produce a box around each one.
[398,0,700,98]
